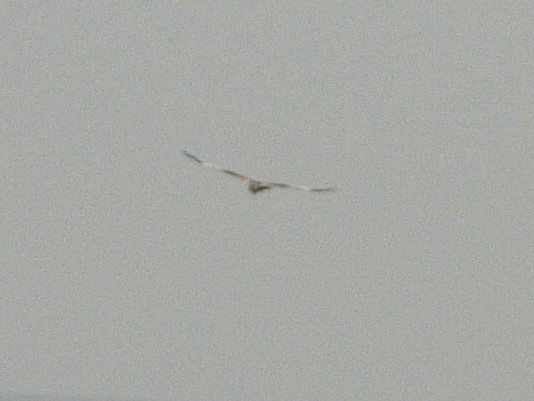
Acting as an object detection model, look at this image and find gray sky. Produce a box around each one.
[1,2,533,401]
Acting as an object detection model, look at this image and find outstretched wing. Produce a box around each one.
[182,151,254,183]
[263,181,338,192]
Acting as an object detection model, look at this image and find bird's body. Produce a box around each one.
[182,151,336,195]
[248,182,275,194]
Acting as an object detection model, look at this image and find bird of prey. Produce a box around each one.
[183,150,337,195]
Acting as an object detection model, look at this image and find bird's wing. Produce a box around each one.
[182,151,254,183]
[263,180,338,192]
[219,169,254,183]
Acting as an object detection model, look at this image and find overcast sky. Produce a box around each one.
[1,2,533,401]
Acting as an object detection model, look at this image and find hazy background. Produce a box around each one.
[1,2,532,401]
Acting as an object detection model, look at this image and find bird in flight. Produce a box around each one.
[183,150,337,195]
